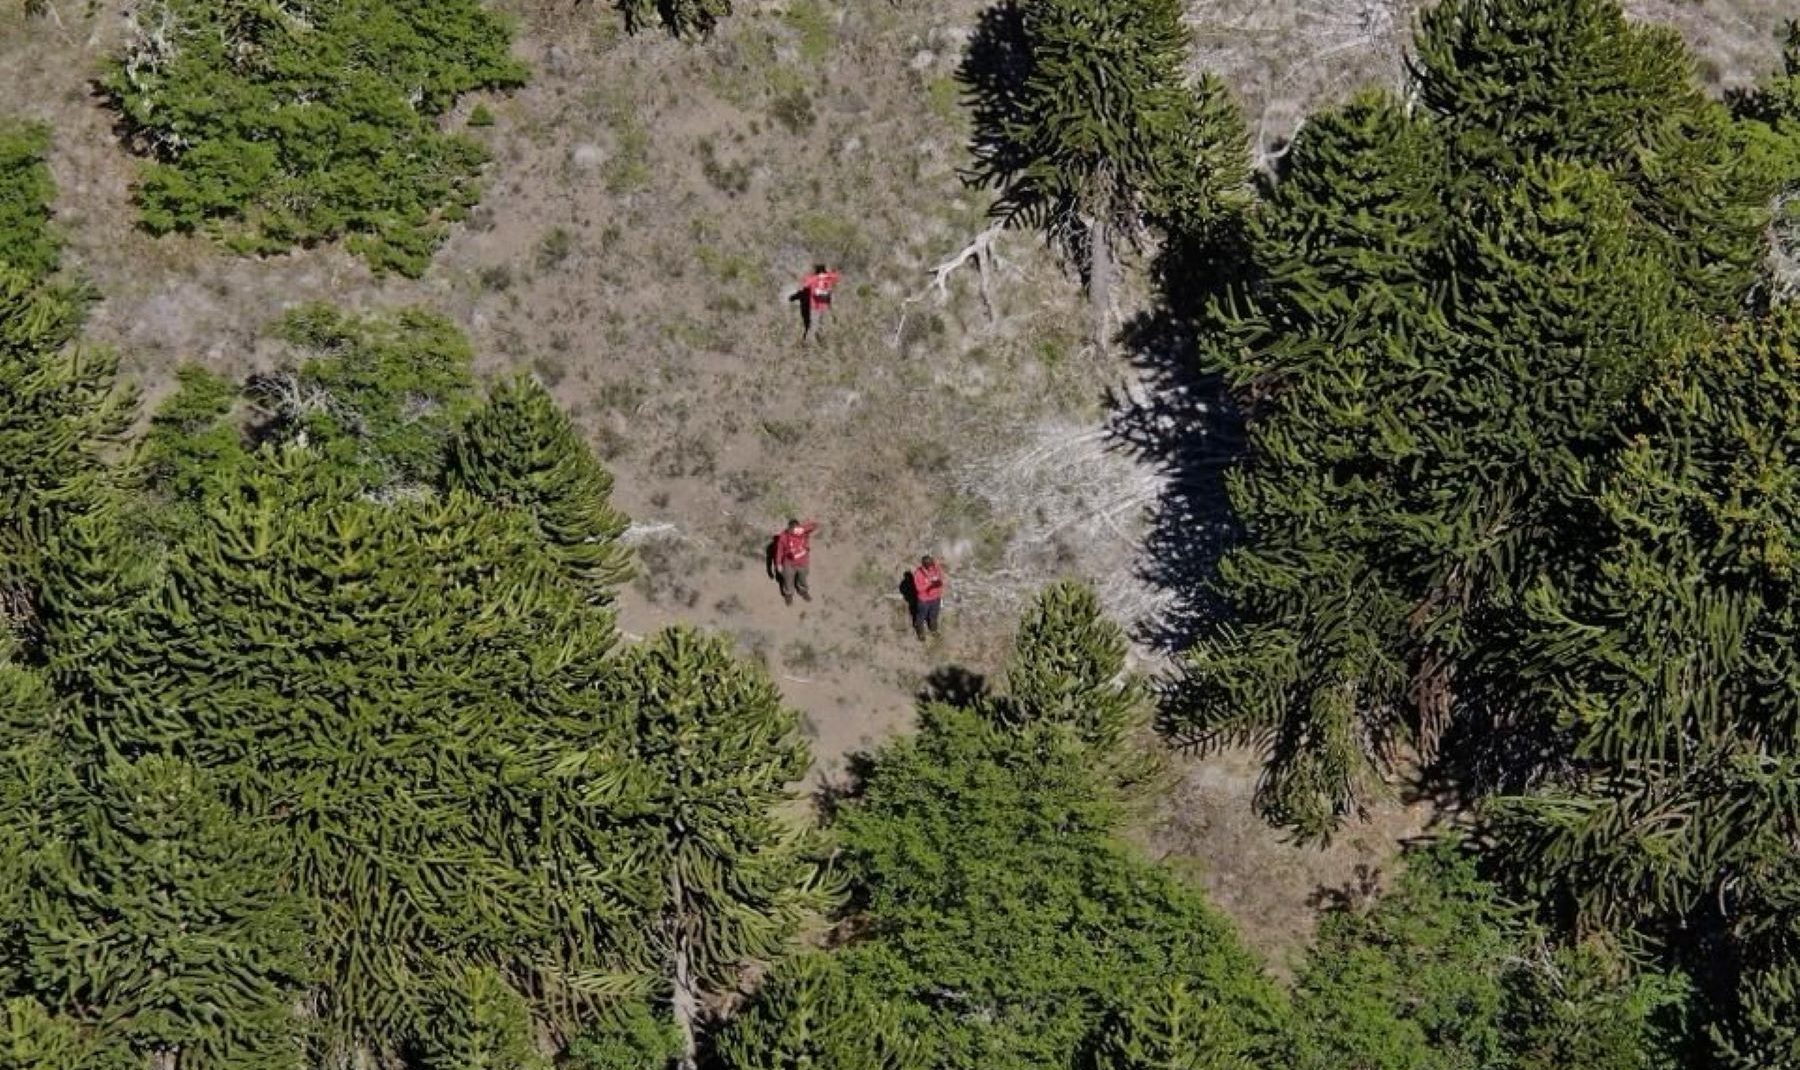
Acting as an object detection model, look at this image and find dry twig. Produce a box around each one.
[892,223,1007,347]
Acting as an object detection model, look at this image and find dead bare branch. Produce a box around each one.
[891,223,1007,347]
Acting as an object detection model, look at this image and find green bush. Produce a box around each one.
[1290,845,1692,1070]
[105,0,526,276]
[832,703,1287,1070]
[0,121,57,279]
[563,997,682,1070]
[257,303,478,487]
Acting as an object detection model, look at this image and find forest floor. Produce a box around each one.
[1,0,1787,968]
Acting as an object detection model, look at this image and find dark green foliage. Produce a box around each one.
[19,756,309,1069]
[832,703,1285,1070]
[0,269,133,651]
[0,122,57,280]
[1000,579,1146,750]
[1091,978,1270,1070]
[258,304,477,487]
[617,0,731,38]
[448,376,632,603]
[1174,0,1776,837]
[1734,20,1800,304]
[0,998,93,1070]
[973,0,1244,230]
[1503,943,1694,1070]
[1290,848,1515,1070]
[1472,308,1800,1066]
[418,968,552,1070]
[1290,847,1689,1070]
[105,0,526,275]
[966,0,1247,310]
[563,998,682,1070]
[43,449,638,1065]
[592,627,827,1067]
[1411,0,1771,311]
[138,363,244,521]
[712,954,920,1070]
[1714,927,1800,1070]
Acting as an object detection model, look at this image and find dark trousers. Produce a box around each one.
[779,564,810,603]
[912,598,941,637]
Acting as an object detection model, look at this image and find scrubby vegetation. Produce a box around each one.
[104,0,525,275]
[3,0,1800,1067]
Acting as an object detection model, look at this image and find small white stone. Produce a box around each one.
[569,143,606,169]
[909,49,936,71]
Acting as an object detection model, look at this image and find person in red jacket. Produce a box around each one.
[910,554,946,640]
[772,518,819,605]
[796,264,840,340]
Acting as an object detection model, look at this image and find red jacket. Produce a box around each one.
[802,271,840,311]
[774,522,818,568]
[912,563,946,604]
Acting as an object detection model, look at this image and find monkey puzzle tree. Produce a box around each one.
[0,269,133,654]
[1171,0,1776,837]
[591,628,828,1070]
[40,449,643,1067]
[448,376,632,604]
[0,121,57,280]
[966,0,1246,346]
[999,579,1146,751]
[1483,306,1800,1066]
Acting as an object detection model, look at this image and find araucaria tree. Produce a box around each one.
[593,628,828,1070]
[38,451,643,1066]
[0,130,134,652]
[448,376,633,603]
[1171,0,1782,837]
[966,0,1246,345]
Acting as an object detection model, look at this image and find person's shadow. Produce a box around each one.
[764,534,780,582]
[788,288,813,338]
[897,570,918,614]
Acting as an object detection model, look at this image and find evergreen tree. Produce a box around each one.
[0,999,92,1070]
[19,755,309,1070]
[1172,0,1769,837]
[0,268,133,653]
[712,954,920,1070]
[447,376,632,603]
[1000,580,1146,751]
[593,627,827,1070]
[1476,306,1800,1062]
[0,121,57,280]
[137,364,246,531]
[833,703,1286,1070]
[1091,979,1266,1070]
[562,998,682,1070]
[967,0,1246,342]
[1289,846,1689,1070]
[104,0,526,275]
[1411,0,1773,312]
[43,449,642,1066]
[419,968,553,1070]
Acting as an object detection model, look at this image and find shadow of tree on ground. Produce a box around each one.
[1106,229,1252,658]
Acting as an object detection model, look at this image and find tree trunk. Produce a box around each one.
[1088,212,1113,354]
[670,867,701,1070]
